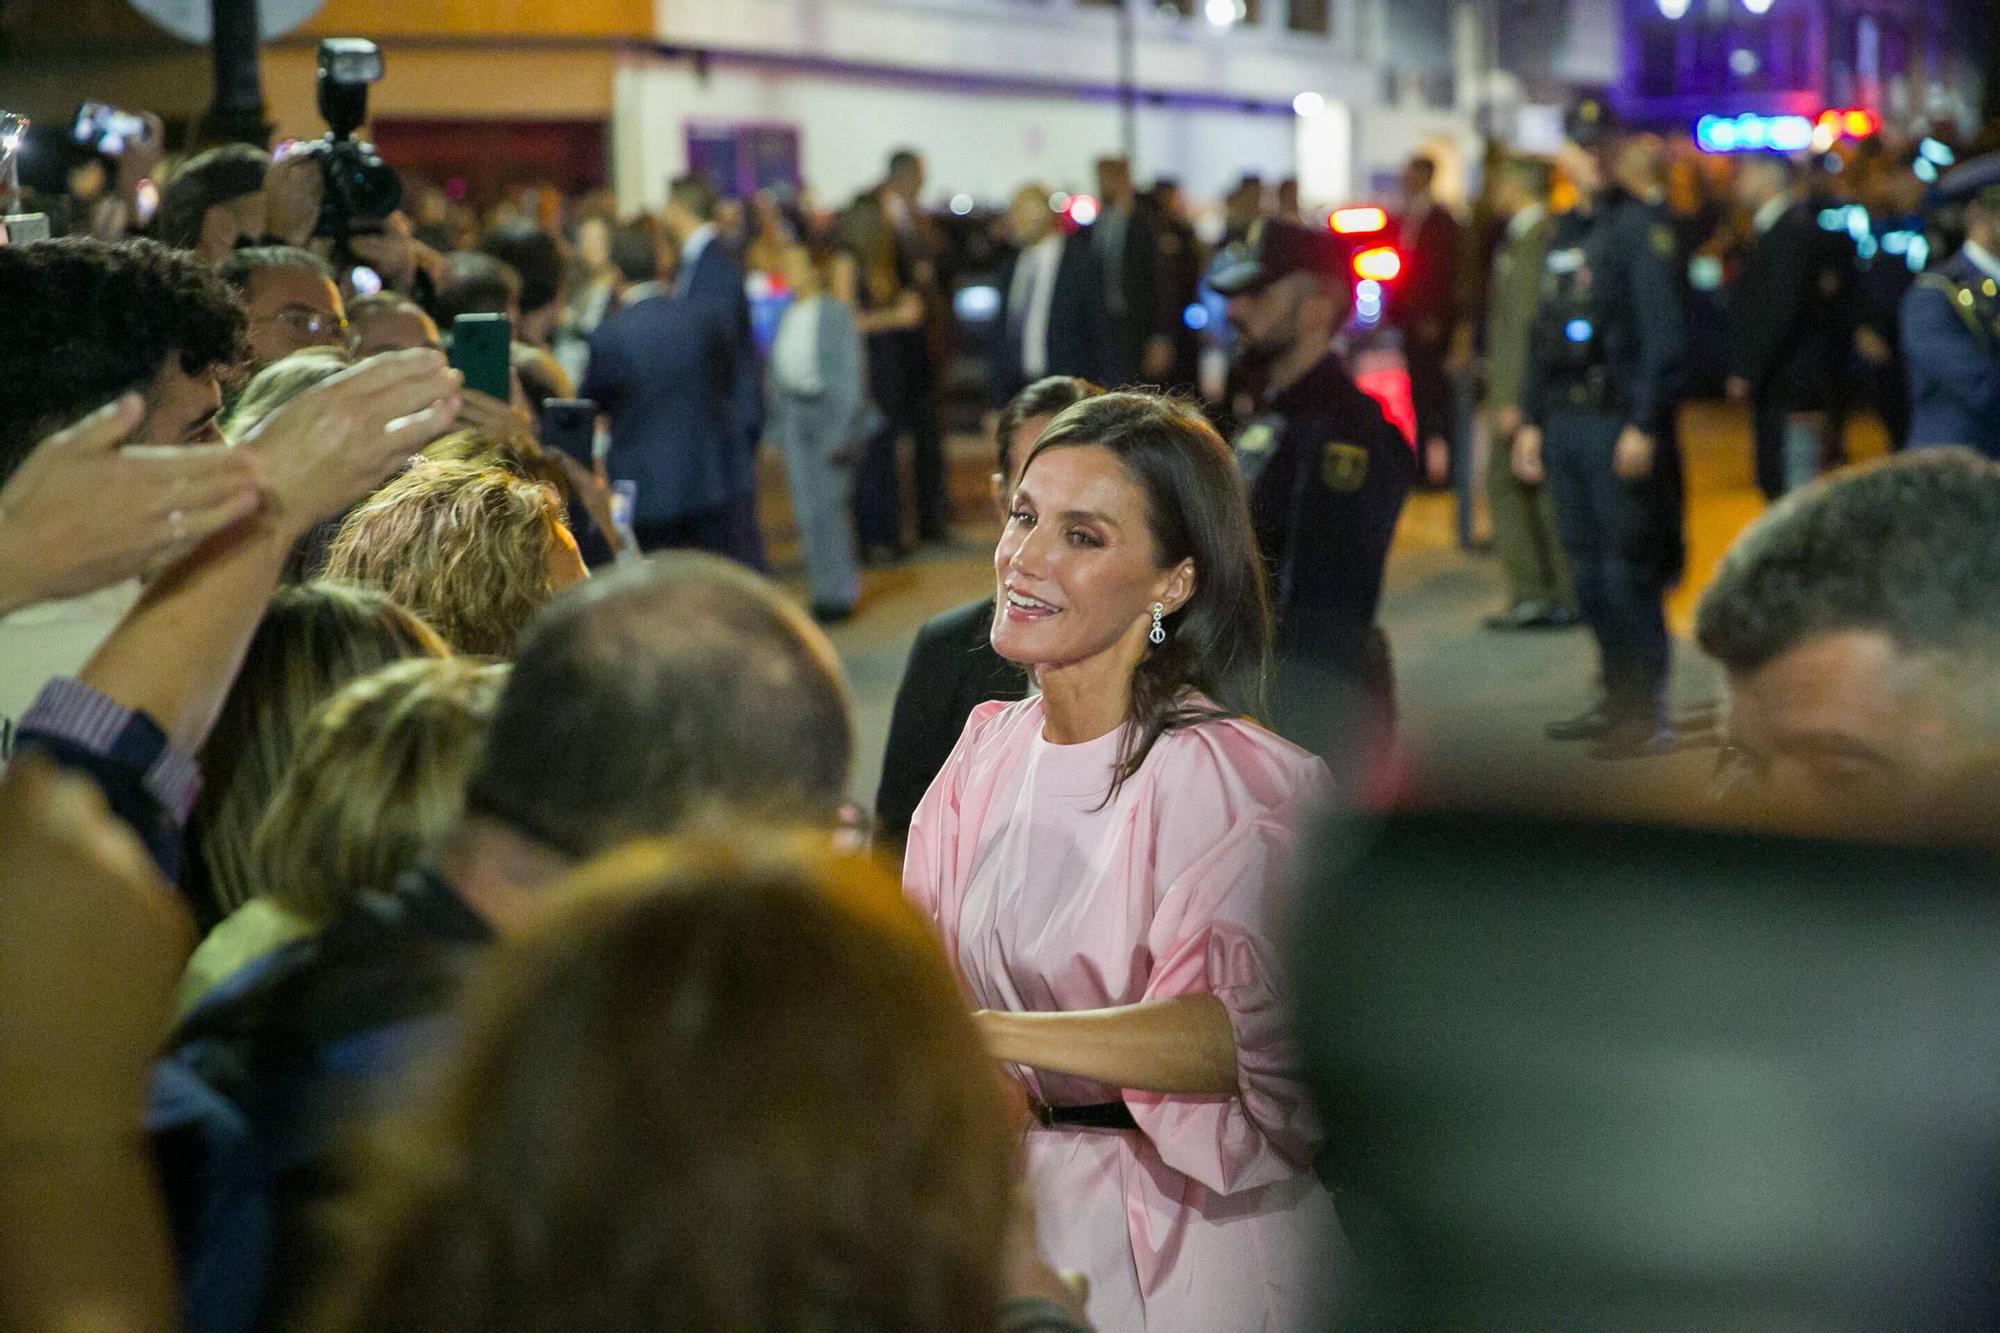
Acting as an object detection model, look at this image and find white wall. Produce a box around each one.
[615,53,1301,213]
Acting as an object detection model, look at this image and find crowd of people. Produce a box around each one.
[10,83,2000,1333]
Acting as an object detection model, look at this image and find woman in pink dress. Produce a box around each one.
[904,393,1339,1333]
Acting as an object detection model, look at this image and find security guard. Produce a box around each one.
[1211,221,1416,768]
[1902,152,2000,461]
[1515,108,1690,758]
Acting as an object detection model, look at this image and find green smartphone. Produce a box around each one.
[449,312,512,402]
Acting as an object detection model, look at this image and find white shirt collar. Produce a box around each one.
[1966,241,2000,286]
[1754,194,1791,237]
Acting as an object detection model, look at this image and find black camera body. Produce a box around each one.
[308,38,401,242]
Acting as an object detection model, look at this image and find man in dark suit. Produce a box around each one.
[1726,152,1857,500]
[581,229,744,557]
[1148,178,1208,396]
[1093,156,1173,386]
[992,185,1110,402]
[873,376,1103,854]
[1396,154,1465,486]
[664,174,767,568]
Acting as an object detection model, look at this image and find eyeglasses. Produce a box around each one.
[265,308,350,340]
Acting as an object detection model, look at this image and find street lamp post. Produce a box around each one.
[1117,0,1137,159]
[197,0,271,147]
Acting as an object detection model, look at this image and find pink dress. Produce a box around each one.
[904,695,1340,1333]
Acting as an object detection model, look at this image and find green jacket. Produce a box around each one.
[1483,206,1556,416]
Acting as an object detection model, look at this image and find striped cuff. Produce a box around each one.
[17,678,201,825]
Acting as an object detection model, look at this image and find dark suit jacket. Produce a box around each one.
[1730,203,1857,412]
[681,235,765,491]
[581,289,740,525]
[874,597,1026,854]
[1094,202,1165,384]
[1399,204,1464,335]
[992,232,1112,403]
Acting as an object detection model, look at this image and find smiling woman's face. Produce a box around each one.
[992,443,1182,670]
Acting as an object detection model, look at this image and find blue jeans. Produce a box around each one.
[1543,408,1673,721]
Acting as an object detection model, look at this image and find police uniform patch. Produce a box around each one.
[1651,225,1676,258]
[1322,442,1369,492]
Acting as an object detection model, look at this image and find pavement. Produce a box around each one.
[752,400,1890,810]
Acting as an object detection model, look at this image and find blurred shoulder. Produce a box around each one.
[1146,713,1328,815]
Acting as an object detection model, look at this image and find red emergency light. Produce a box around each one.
[1331,206,1388,235]
[1353,246,1403,282]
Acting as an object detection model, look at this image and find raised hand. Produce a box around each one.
[0,395,264,614]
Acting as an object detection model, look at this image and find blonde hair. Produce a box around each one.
[191,582,449,921]
[221,346,352,442]
[324,458,571,658]
[423,428,573,504]
[253,658,508,924]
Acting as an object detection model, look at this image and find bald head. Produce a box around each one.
[464,554,854,859]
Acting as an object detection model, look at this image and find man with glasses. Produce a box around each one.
[218,246,347,370]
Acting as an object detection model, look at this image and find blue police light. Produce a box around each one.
[1907,235,1931,274]
[1921,137,1956,168]
[1183,303,1209,332]
[1883,230,1911,255]
[1914,158,1939,184]
[1696,113,1813,155]
[1565,319,1594,344]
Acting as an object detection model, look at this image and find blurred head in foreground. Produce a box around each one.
[447,554,854,930]
[1698,449,2000,832]
[314,840,1012,1332]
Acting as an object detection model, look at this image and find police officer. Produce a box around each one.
[1901,152,2000,460]
[1211,221,1416,768]
[1514,110,1690,759]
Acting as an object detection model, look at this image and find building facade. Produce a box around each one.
[1616,0,1977,132]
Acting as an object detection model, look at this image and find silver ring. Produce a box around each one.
[167,509,187,542]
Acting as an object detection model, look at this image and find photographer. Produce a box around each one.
[158,145,320,265]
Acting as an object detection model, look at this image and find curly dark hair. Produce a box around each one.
[0,237,247,482]
[1696,449,2000,674]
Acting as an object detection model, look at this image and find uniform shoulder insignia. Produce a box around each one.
[1651,224,1676,258]
[1322,441,1370,493]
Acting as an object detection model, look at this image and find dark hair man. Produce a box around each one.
[217,246,346,370]
[1214,221,1416,765]
[161,553,856,1326]
[1697,450,2000,831]
[157,145,319,265]
[0,238,244,481]
[1726,151,1857,500]
[433,250,523,327]
[660,173,764,569]
[156,145,271,261]
[480,220,565,348]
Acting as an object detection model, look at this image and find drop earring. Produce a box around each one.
[1149,602,1167,646]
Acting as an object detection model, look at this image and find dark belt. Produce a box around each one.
[1032,1100,1138,1130]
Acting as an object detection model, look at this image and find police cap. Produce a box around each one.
[1209,220,1352,297]
[1936,151,2000,212]
[1565,95,1617,150]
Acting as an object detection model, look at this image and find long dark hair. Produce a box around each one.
[1023,392,1272,797]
